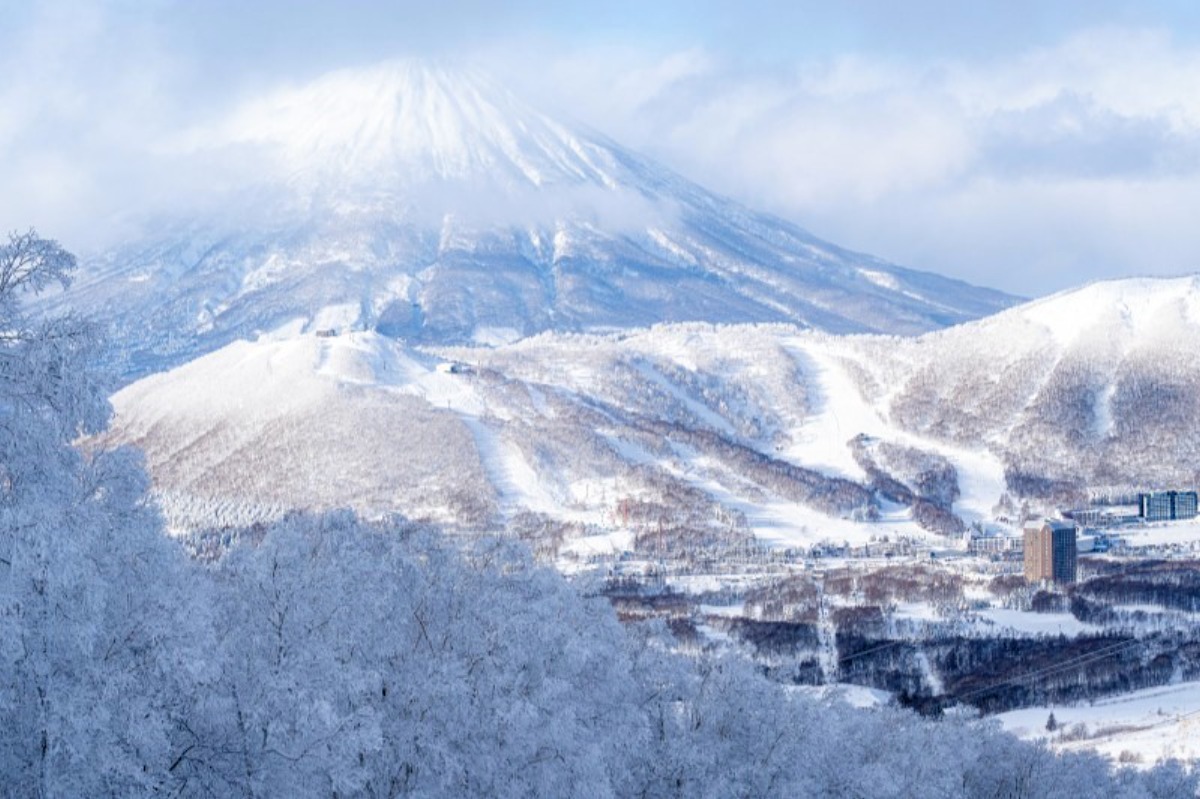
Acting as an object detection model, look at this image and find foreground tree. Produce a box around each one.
[0,231,203,795]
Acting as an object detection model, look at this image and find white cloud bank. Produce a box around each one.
[510,27,1200,294]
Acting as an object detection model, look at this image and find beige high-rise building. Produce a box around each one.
[1023,520,1077,584]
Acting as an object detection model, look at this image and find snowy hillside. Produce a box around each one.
[106,333,495,526]
[998,680,1200,766]
[844,275,1200,503]
[55,61,1013,380]
[107,275,1200,545]
[109,324,984,548]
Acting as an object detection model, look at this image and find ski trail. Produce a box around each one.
[461,417,558,517]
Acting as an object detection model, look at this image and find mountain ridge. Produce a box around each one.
[105,274,1200,540]
[840,273,1200,500]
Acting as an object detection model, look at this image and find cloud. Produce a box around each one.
[976,92,1200,180]
[508,26,1200,294]
[3,3,1200,296]
[0,1,188,247]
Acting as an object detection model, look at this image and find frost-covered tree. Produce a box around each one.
[179,513,647,797]
[0,231,203,795]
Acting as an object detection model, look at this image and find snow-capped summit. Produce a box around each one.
[985,274,1200,349]
[59,60,1016,379]
[196,61,624,193]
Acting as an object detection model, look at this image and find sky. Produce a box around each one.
[3,0,1200,296]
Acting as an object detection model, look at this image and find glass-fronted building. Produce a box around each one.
[1139,491,1199,521]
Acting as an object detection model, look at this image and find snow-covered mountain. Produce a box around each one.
[106,275,1200,545]
[107,323,949,548]
[57,61,1013,379]
[845,275,1200,501]
[61,60,1197,546]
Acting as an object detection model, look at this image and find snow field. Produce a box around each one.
[997,680,1200,767]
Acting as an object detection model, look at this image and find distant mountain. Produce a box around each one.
[55,61,1014,379]
[107,276,1200,543]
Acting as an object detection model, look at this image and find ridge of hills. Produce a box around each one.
[106,274,1200,548]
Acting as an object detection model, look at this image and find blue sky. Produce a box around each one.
[3,0,1200,295]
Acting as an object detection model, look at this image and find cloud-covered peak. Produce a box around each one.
[184,60,626,194]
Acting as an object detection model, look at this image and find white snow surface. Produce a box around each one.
[973,608,1098,637]
[997,680,1200,766]
[785,338,1007,525]
[1010,275,1200,349]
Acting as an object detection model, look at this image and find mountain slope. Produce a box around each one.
[841,275,1200,502]
[57,61,1014,379]
[106,276,1200,545]
[106,324,985,549]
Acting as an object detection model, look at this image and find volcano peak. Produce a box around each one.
[204,59,621,191]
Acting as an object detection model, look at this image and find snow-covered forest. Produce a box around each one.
[5,234,1200,795]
